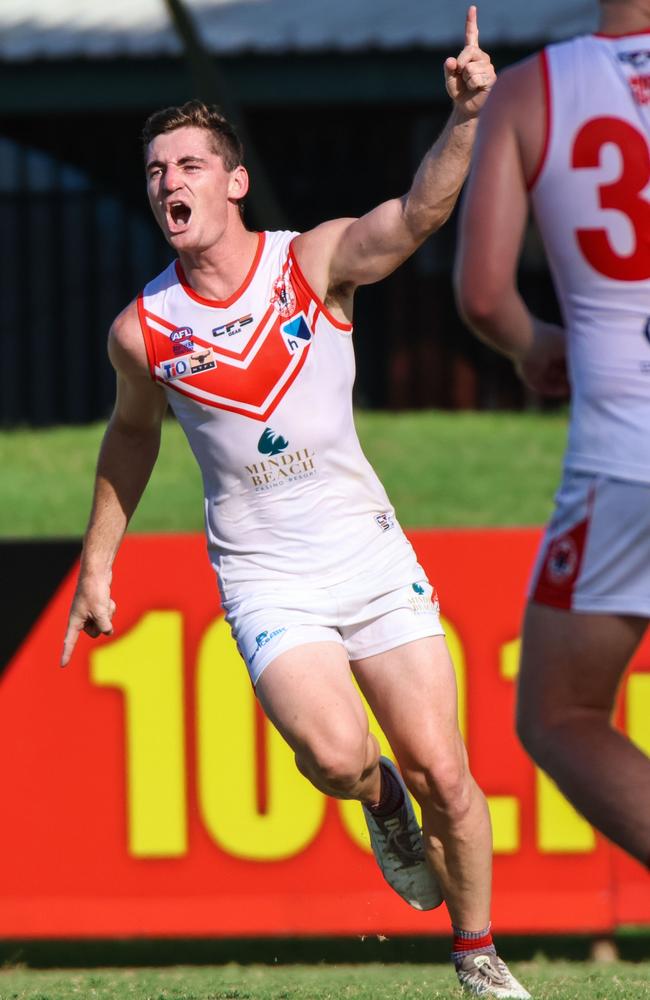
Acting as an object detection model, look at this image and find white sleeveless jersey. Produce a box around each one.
[531,32,650,483]
[138,231,412,597]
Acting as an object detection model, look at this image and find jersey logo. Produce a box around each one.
[258,428,289,456]
[212,314,254,338]
[144,300,317,421]
[162,349,217,381]
[270,272,297,317]
[281,313,312,354]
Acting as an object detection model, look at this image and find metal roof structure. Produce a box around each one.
[1,0,599,61]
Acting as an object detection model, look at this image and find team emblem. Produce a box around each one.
[546,536,578,584]
[271,272,297,318]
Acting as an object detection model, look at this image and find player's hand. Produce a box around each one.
[444,6,495,118]
[61,574,116,667]
[515,321,570,398]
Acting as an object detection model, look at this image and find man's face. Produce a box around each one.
[145,126,245,251]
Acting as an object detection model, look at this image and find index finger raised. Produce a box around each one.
[465,5,479,47]
[61,620,82,667]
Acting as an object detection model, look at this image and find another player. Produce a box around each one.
[62,9,529,996]
[456,0,650,872]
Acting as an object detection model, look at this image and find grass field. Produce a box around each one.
[1,960,649,999]
[0,410,568,536]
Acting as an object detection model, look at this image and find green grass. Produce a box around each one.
[1,960,649,1000]
[0,411,568,537]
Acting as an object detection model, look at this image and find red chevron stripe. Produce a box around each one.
[157,338,311,421]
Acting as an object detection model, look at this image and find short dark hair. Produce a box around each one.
[142,100,244,170]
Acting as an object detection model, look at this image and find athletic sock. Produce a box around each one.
[366,762,405,817]
[451,922,496,967]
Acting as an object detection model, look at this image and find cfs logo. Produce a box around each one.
[212,314,254,338]
[618,50,650,69]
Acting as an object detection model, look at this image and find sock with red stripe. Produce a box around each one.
[451,922,496,968]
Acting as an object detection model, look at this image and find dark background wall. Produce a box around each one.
[0,50,560,425]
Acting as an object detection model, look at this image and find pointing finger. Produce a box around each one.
[61,622,82,667]
[465,5,479,48]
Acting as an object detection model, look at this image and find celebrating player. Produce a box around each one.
[456,0,650,873]
[62,9,528,996]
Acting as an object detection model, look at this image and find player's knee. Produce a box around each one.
[307,737,368,795]
[404,753,472,825]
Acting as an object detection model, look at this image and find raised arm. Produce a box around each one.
[61,302,168,666]
[454,56,568,396]
[293,7,495,315]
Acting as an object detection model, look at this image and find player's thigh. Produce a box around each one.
[351,635,463,774]
[256,641,370,763]
[519,602,647,725]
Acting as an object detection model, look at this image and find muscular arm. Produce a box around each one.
[454,57,568,395]
[293,7,495,320]
[61,302,167,665]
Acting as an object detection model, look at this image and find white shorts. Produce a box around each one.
[224,574,444,685]
[529,469,650,617]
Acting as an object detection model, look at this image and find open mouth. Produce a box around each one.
[168,200,192,228]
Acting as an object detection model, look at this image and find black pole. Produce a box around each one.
[163,0,288,231]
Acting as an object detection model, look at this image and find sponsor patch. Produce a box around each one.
[281,313,312,354]
[375,512,395,533]
[212,314,254,338]
[170,326,193,342]
[189,349,216,374]
[258,428,289,457]
[162,349,216,381]
[244,445,317,492]
[408,582,439,615]
[172,338,195,356]
[618,50,650,70]
[249,627,287,665]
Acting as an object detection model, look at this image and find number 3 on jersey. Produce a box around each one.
[572,116,650,281]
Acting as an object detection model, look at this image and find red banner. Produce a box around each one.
[1,530,648,938]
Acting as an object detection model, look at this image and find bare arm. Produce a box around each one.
[454,57,569,396]
[61,302,167,666]
[293,6,495,318]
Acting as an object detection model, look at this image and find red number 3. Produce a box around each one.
[572,116,650,281]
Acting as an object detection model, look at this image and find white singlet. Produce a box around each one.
[138,230,433,613]
[530,32,650,484]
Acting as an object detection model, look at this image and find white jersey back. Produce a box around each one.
[531,33,650,483]
[139,231,411,597]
